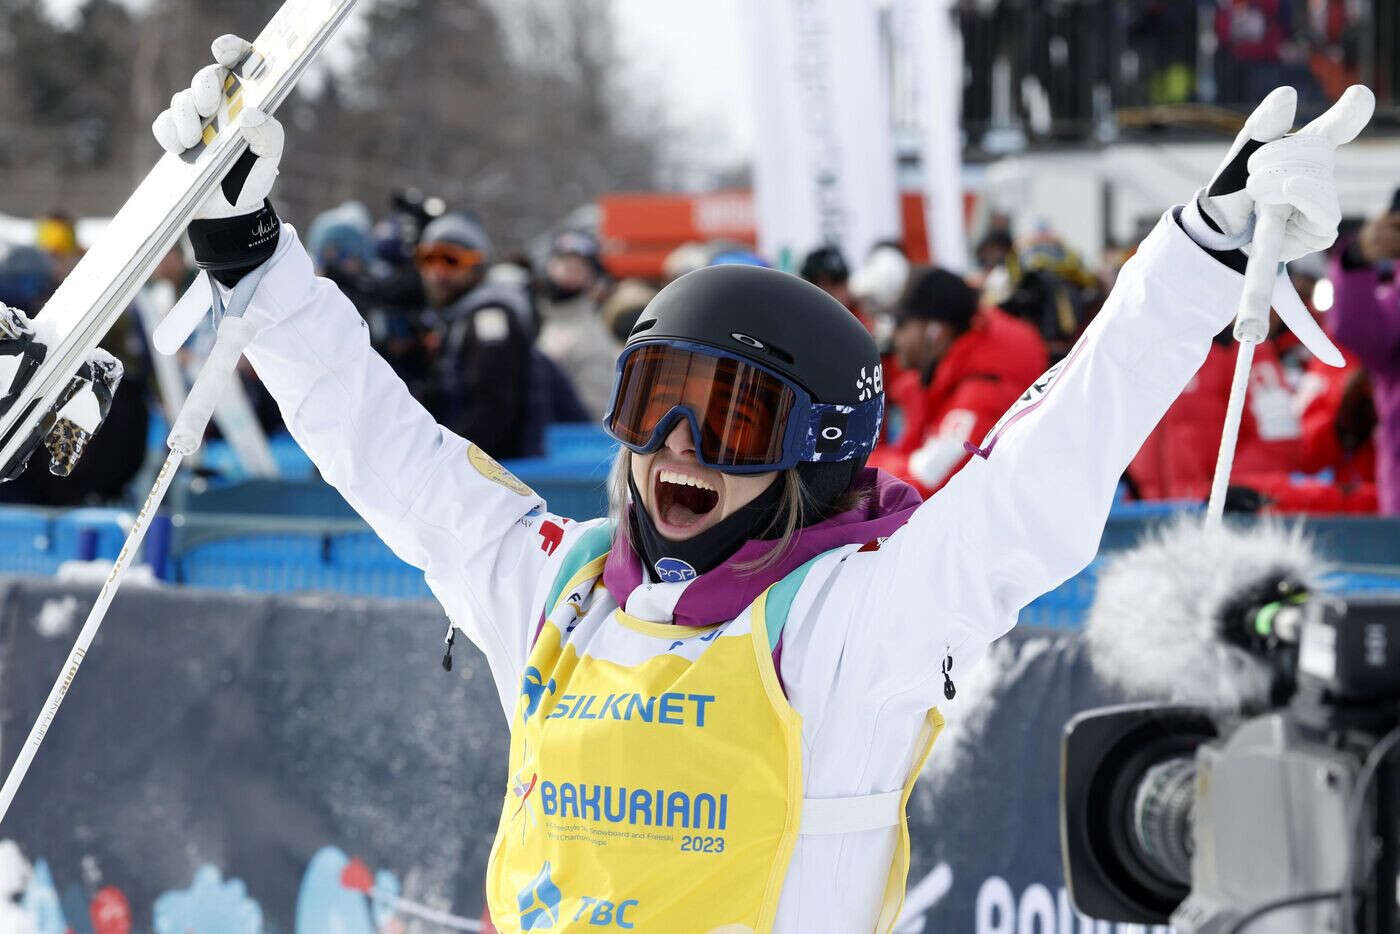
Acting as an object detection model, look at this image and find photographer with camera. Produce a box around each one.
[1327,199,1400,514]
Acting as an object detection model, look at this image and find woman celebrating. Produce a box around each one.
[153,38,1367,932]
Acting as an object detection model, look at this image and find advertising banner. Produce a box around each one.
[740,0,900,271]
[0,578,1164,932]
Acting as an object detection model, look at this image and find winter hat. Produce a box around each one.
[0,244,56,311]
[896,266,980,331]
[35,215,79,257]
[421,213,494,261]
[306,202,374,267]
[550,229,604,273]
[800,244,850,285]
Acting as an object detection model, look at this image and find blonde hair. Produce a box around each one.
[608,450,866,575]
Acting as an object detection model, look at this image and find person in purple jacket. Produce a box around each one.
[1327,207,1400,513]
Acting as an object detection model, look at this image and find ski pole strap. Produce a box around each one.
[167,315,260,456]
[208,249,275,332]
[1182,190,1255,253]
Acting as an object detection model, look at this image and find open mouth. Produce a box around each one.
[653,468,720,530]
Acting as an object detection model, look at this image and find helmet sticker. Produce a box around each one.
[801,398,883,462]
[729,332,766,351]
[855,365,883,401]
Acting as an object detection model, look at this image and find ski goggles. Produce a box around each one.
[415,243,486,272]
[604,340,883,473]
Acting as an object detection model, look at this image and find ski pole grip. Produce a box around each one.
[1233,203,1289,345]
[166,316,258,456]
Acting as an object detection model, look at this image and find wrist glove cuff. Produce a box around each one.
[189,199,280,285]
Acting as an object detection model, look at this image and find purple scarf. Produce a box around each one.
[602,468,924,627]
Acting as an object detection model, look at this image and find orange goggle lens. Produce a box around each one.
[608,344,797,468]
[415,243,485,271]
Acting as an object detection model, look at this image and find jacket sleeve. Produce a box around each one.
[234,226,589,708]
[1327,258,1400,372]
[836,211,1251,687]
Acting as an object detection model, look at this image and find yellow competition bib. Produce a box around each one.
[486,552,801,933]
[486,539,943,933]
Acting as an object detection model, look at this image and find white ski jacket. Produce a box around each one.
[235,210,1269,931]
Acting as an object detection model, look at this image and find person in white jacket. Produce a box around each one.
[153,38,1369,933]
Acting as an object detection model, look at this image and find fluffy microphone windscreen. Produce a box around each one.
[1085,517,1326,713]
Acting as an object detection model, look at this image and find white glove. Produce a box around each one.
[151,35,284,219]
[151,35,288,355]
[1181,85,1374,368]
[0,305,122,481]
[1186,86,1373,261]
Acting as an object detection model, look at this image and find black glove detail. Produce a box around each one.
[188,197,281,287]
[221,147,259,205]
[1207,137,1266,199]
[0,318,45,421]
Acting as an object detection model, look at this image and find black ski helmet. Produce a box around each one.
[620,264,884,508]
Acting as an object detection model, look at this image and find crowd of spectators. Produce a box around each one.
[869,202,1398,517]
[3,181,1398,518]
[960,0,1383,152]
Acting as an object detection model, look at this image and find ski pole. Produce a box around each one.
[366,888,483,931]
[1203,203,1289,528]
[0,314,258,824]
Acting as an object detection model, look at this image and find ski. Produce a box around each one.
[0,0,360,475]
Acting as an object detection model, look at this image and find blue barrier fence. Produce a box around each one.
[4,502,1398,627]
[6,424,1400,625]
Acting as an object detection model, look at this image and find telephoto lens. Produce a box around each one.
[1060,704,1218,923]
[1129,756,1197,888]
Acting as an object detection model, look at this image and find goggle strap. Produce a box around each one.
[797,397,884,463]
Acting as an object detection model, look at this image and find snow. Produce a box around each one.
[34,595,79,639]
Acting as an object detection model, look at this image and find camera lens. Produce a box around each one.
[1130,756,1196,888]
[1062,706,1216,921]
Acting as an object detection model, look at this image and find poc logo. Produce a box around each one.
[654,557,698,583]
[573,896,639,928]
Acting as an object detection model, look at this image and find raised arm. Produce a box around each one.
[864,212,1245,642]
[151,39,585,706]
[844,87,1371,688]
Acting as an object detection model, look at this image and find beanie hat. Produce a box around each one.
[897,266,979,331]
[800,245,850,285]
[421,213,493,261]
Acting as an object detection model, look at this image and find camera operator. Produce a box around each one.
[1327,203,1400,513]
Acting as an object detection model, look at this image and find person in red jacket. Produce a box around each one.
[1128,331,1376,512]
[869,267,1048,496]
[1290,350,1378,511]
[1128,331,1298,495]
